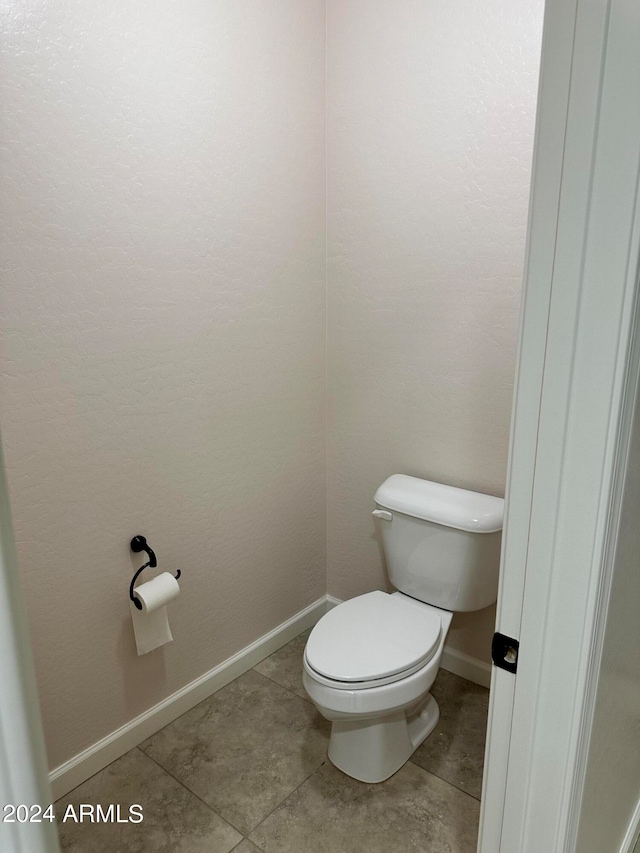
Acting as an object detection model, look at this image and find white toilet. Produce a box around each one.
[303,474,503,783]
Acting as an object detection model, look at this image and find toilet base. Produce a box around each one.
[327,693,440,783]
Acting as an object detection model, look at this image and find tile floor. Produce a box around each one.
[56,629,489,852]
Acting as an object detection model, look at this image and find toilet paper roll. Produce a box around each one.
[134,572,180,614]
[131,572,180,655]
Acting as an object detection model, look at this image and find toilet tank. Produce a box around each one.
[374,475,504,612]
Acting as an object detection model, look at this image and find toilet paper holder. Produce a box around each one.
[129,535,182,610]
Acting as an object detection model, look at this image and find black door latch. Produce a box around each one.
[492,632,520,674]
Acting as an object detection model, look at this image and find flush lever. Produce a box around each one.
[372,509,393,521]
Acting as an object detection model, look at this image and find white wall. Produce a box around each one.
[0,0,326,770]
[326,0,543,662]
[0,0,542,772]
[576,380,640,852]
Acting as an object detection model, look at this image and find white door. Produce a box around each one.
[480,0,640,850]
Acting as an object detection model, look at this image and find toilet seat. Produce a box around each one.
[304,591,442,690]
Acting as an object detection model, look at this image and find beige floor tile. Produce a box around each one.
[140,669,330,834]
[410,669,489,799]
[56,748,241,853]
[231,840,264,853]
[250,758,480,853]
[253,628,311,700]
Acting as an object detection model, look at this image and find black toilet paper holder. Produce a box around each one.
[129,535,182,610]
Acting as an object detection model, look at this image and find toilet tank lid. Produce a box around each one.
[374,475,504,533]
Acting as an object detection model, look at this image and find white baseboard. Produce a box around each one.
[328,594,491,689]
[620,798,640,853]
[49,595,330,801]
[441,646,492,689]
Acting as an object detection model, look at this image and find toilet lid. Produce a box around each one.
[305,592,442,683]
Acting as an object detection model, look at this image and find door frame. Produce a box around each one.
[480,0,640,850]
[0,436,60,853]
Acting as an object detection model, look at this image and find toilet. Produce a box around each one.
[303,474,503,783]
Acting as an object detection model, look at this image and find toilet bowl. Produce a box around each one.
[303,591,453,783]
[303,474,503,783]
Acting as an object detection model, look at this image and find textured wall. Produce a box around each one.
[326,0,544,661]
[2,0,542,771]
[575,387,640,852]
[0,0,326,769]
